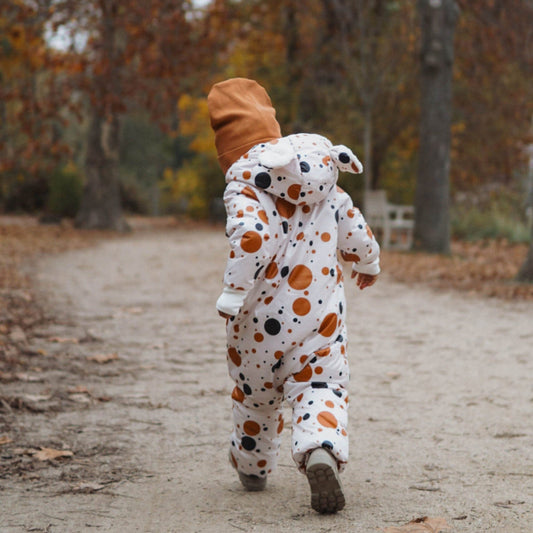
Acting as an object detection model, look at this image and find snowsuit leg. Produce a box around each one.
[228,362,285,478]
[284,332,350,473]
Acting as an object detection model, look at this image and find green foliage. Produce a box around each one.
[46,163,83,218]
[451,187,531,243]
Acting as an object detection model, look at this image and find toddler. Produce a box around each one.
[207,78,380,513]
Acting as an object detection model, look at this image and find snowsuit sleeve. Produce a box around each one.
[217,181,275,315]
[337,190,381,276]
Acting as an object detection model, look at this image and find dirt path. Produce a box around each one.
[1,228,532,532]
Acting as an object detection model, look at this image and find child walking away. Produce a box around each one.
[208,78,380,514]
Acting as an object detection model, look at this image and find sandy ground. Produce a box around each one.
[1,228,532,533]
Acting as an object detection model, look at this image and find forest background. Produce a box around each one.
[1,0,532,251]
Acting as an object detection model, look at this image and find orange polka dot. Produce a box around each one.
[276,197,296,218]
[292,297,311,316]
[265,296,274,305]
[288,265,313,290]
[254,332,264,342]
[230,251,235,259]
[317,411,338,428]
[321,232,331,242]
[341,251,361,263]
[264,382,273,389]
[277,418,284,433]
[318,313,338,337]
[243,171,251,180]
[241,231,262,253]
[257,459,267,468]
[243,420,261,436]
[241,186,258,200]
[287,184,301,200]
[237,210,244,218]
[297,232,304,240]
[246,205,254,212]
[294,364,312,382]
[258,210,269,224]
[274,350,284,360]
[316,347,331,357]
[321,267,329,275]
[325,400,335,408]
[228,347,241,366]
[296,393,304,402]
[265,262,278,279]
[347,208,356,218]
[322,156,331,166]
[231,386,244,403]
[341,429,347,436]
[315,366,323,374]
[299,354,308,364]
[302,205,311,213]
[230,452,238,468]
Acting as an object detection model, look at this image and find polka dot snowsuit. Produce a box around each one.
[217,134,380,479]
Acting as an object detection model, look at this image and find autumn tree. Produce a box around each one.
[0,1,71,210]
[48,0,208,230]
[413,0,459,253]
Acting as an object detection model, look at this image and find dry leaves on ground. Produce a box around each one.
[383,516,451,533]
[382,239,533,300]
[33,447,74,461]
[86,352,119,364]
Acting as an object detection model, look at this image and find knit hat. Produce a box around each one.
[207,78,282,174]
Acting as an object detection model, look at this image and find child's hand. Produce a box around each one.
[352,272,378,290]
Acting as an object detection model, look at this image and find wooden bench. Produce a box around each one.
[363,190,414,250]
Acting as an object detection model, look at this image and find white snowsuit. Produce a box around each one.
[216,133,380,478]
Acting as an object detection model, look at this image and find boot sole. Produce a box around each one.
[306,449,345,513]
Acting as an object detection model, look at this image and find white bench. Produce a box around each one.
[363,190,414,250]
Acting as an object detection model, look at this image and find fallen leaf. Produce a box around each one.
[71,482,106,493]
[0,435,13,445]
[383,516,451,533]
[23,394,52,402]
[48,336,79,344]
[69,394,91,403]
[15,372,43,382]
[33,447,74,461]
[87,352,119,364]
[123,306,144,314]
[67,385,90,394]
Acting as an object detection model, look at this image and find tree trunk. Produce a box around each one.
[414,0,458,253]
[517,223,533,282]
[75,111,128,231]
[363,105,373,194]
[75,1,127,231]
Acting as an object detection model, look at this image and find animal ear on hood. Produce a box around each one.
[258,138,296,169]
[330,145,363,174]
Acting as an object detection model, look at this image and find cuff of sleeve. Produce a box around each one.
[352,259,381,276]
[216,287,248,316]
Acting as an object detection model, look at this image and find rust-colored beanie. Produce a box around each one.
[208,78,282,174]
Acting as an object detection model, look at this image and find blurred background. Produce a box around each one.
[0,0,532,248]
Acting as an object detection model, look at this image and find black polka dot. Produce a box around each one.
[333,390,343,398]
[255,172,271,189]
[241,436,256,450]
[322,440,334,450]
[300,161,310,173]
[281,266,289,277]
[255,223,263,231]
[339,152,350,164]
[303,413,310,420]
[282,220,289,233]
[264,318,281,335]
[243,384,252,395]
